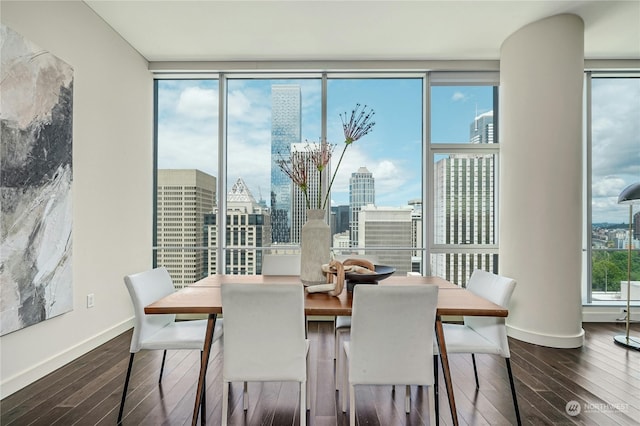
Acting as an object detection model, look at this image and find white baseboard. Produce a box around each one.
[0,318,133,399]
[582,305,640,322]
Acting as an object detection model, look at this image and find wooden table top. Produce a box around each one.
[145,275,507,318]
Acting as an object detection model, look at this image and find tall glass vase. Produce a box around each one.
[300,209,330,286]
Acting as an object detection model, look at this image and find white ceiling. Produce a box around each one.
[84,0,640,63]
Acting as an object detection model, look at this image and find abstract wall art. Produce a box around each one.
[1,24,74,336]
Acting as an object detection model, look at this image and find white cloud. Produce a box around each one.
[590,78,640,223]
[592,176,626,198]
[326,143,417,207]
[451,91,466,102]
[176,86,218,119]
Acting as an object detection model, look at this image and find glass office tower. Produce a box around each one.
[349,166,375,247]
[270,84,301,243]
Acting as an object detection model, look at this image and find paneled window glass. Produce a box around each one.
[588,75,640,304]
[225,78,321,274]
[326,78,423,275]
[155,79,218,288]
[429,85,499,286]
[153,72,499,285]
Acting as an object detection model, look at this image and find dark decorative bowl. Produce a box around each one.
[346,265,396,291]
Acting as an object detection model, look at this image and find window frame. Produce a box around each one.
[153,69,501,281]
[584,70,640,306]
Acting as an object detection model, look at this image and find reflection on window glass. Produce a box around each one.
[590,77,640,301]
[155,80,218,288]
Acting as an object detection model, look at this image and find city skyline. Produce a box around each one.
[156,77,639,223]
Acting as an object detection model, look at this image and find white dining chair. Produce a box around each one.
[118,267,223,425]
[220,283,309,426]
[261,253,301,275]
[441,269,521,425]
[342,284,439,425]
[332,255,378,391]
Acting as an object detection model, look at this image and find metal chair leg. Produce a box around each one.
[471,354,479,389]
[201,351,206,425]
[433,354,439,426]
[505,358,522,426]
[118,353,135,424]
[159,349,167,383]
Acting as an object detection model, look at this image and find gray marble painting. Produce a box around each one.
[1,25,74,336]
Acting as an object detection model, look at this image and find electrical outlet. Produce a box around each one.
[87,293,95,308]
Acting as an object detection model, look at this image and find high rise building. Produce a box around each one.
[349,166,375,246]
[433,111,496,286]
[331,205,350,236]
[358,205,413,275]
[205,178,271,275]
[270,84,301,244]
[156,169,215,288]
[470,110,494,144]
[408,199,423,273]
[290,142,322,244]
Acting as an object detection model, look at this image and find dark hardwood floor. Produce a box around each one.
[2,322,639,425]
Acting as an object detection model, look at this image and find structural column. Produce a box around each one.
[500,14,585,348]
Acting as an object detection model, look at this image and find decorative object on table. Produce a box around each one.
[0,25,74,336]
[305,260,346,296]
[299,209,331,285]
[344,265,396,291]
[277,104,376,287]
[613,182,640,351]
[307,258,396,295]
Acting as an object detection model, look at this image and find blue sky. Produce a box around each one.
[157,76,639,223]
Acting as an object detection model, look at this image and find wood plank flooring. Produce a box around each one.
[1,322,639,425]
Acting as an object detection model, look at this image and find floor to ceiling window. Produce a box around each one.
[224,77,321,274]
[326,77,423,275]
[154,79,219,288]
[429,75,500,287]
[586,72,640,304]
[154,71,500,286]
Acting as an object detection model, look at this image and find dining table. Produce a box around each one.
[145,274,508,426]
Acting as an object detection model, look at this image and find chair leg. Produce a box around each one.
[433,354,439,426]
[334,329,340,388]
[334,328,347,390]
[349,384,356,426]
[405,385,411,413]
[201,351,206,425]
[158,349,167,383]
[306,356,311,410]
[117,353,135,424]
[505,358,522,426]
[221,381,229,426]
[428,385,437,426]
[243,381,249,410]
[300,381,307,426]
[334,322,340,360]
[471,353,479,389]
[342,346,348,412]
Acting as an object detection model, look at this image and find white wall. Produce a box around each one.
[1,1,153,397]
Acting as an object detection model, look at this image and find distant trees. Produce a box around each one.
[592,250,640,292]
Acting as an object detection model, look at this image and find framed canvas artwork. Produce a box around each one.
[1,25,74,335]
